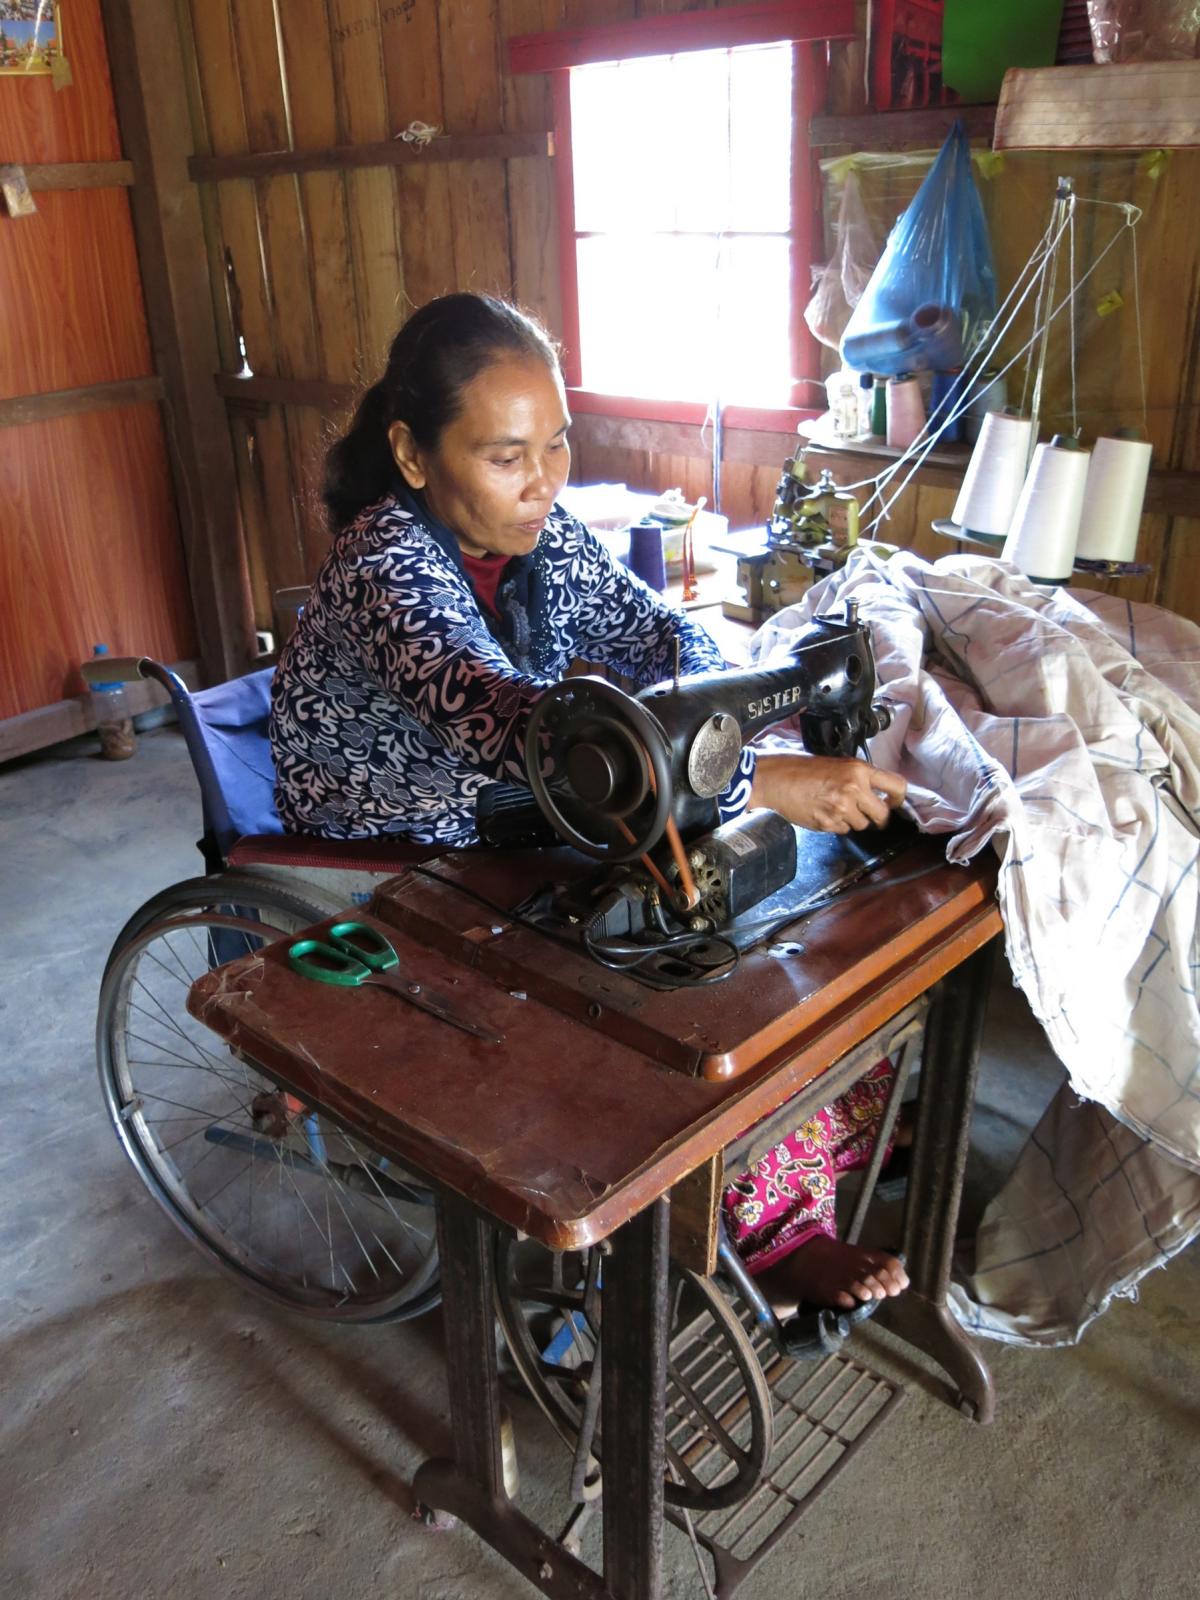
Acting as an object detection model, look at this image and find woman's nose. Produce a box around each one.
[524,456,558,498]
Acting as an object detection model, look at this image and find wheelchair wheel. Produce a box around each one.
[495,1235,772,1513]
[97,873,440,1323]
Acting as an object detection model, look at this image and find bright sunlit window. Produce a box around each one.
[569,43,797,408]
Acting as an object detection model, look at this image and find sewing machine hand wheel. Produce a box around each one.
[525,677,673,862]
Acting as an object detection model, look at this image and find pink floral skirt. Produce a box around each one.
[722,1058,896,1275]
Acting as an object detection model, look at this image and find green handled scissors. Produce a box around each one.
[288,920,502,1044]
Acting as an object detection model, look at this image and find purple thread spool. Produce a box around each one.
[627,518,667,591]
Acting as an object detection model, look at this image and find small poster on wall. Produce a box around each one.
[0,2,62,76]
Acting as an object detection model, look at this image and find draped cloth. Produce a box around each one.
[749,552,1200,1346]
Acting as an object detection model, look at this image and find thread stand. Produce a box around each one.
[932,519,1149,580]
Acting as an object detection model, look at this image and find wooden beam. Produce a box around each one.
[215,372,355,413]
[0,377,163,428]
[0,661,200,765]
[188,131,553,184]
[810,103,997,150]
[100,0,257,685]
[23,160,135,190]
[509,0,855,75]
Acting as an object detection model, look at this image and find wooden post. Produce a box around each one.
[99,0,256,683]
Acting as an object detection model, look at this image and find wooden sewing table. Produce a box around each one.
[190,835,1002,1600]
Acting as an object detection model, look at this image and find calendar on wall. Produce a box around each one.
[0,2,62,76]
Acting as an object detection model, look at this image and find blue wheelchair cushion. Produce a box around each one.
[191,668,283,842]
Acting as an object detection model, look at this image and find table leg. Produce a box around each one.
[601,1199,671,1600]
[413,1193,608,1598]
[875,938,998,1424]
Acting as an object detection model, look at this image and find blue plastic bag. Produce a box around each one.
[840,122,996,377]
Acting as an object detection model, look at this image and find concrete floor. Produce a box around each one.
[2,725,1197,1600]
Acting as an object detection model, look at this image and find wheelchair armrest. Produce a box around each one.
[80,655,150,686]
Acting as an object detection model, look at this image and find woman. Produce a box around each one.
[272,292,909,1313]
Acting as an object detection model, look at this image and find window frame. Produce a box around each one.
[509,0,857,433]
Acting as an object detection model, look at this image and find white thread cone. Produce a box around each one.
[1075,436,1152,563]
[952,411,1033,539]
[1002,437,1091,583]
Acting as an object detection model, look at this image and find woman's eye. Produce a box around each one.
[491,456,520,467]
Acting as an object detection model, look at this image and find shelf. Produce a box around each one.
[188,131,553,184]
[799,422,972,472]
[800,428,1200,518]
[810,103,997,151]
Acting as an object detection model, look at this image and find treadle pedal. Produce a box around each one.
[666,1311,904,1599]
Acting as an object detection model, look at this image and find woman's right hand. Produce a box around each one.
[748,752,907,834]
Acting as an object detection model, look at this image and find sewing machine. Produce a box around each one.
[717,460,896,627]
[477,602,895,967]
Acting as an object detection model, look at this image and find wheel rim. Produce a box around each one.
[495,1237,773,1511]
[99,905,440,1322]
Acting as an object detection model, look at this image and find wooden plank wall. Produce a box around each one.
[180,0,563,629]
[0,0,195,723]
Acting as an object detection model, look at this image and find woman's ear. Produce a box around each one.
[388,420,426,489]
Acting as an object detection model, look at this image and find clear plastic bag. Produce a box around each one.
[839,122,996,376]
[1088,0,1200,62]
[803,169,880,352]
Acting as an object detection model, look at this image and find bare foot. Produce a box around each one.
[756,1236,909,1315]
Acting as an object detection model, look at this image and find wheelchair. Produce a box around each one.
[95,657,917,1583]
[95,657,443,1323]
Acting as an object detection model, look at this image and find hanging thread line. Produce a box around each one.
[857,194,1144,538]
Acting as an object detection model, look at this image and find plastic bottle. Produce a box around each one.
[90,643,136,760]
[824,368,860,440]
[857,371,875,437]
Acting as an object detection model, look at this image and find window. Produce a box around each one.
[510,2,856,427]
[568,45,796,409]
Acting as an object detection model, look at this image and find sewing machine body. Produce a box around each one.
[486,604,897,967]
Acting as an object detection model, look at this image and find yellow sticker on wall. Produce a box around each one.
[1096,290,1124,318]
[1140,149,1169,180]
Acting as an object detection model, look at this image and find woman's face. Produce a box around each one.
[390,354,572,560]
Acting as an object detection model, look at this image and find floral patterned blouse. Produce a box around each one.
[270,488,756,844]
